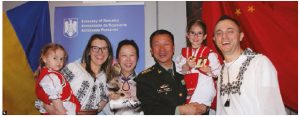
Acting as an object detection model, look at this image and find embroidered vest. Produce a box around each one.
[181,46,212,67]
[182,46,213,103]
[35,67,81,112]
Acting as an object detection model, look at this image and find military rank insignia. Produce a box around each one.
[141,67,153,75]
[157,69,162,74]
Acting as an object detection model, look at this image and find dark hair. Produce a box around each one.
[116,39,139,60]
[149,29,174,48]
[187,19,207,34]
[34,43,68,77]
[186,19,207,46]
[215,15,241,32]
[81,34,113,79]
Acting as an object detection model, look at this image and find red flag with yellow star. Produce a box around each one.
[202,1,298,111]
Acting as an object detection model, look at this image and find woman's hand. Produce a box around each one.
[77,109,98,115]
[97,100,108,113]
[43,99,67,115]
[43,103,56,114]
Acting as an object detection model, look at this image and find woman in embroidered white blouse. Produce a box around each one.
[106,39,143,115]
[59,34,114,114]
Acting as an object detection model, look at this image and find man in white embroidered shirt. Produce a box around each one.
[213,15,286,115]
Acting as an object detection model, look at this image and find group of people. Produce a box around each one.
[34,15,286,115]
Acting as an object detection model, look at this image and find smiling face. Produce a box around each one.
[187,24,207,48]
[118,45,137,75]
[150,34,174,67]
[89,39,109,68]
[42,49,65,71]
[214,19,244,57]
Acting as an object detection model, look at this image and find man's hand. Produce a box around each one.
[178,103,196,115]
[199,65,212,74]
[178,103,209,115]
[181,64,190,74]
[194,103,209,114]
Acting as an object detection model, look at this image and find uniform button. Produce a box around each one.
[179,93,183,97]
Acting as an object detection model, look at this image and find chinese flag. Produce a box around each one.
[202,1,298,111]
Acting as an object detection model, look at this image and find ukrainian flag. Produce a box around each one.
[3,1,51,114]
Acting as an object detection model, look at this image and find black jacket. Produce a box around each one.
[134,62,187,115]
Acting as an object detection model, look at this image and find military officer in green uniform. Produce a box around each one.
[134,29,207,115]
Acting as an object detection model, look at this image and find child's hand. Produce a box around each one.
[187,56,196,68]
[199,65,212,75]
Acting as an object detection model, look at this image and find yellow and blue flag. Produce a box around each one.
[3,1,51,114]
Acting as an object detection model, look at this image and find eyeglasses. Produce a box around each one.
[189,31,204,37]
[90,46,108,53]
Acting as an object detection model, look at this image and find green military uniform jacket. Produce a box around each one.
[134,62,187,115]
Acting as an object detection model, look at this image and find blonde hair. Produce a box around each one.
[34,43,68,78]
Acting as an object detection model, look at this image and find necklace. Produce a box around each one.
[224,55,241,107]
[220,49,257,108]
[121,72,135,91]
[187,47,201,60]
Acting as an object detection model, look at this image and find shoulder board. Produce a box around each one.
[140,66,155,75]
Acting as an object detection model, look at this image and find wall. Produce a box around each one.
[3,1,187,69]
[142,1,187,68]
[157,1,187,67]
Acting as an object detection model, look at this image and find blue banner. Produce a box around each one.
[54,4,145,73]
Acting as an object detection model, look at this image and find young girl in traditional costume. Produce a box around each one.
[175,19,221,114]
[35,43,80,114]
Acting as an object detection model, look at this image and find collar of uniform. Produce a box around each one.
[154,61,177,74]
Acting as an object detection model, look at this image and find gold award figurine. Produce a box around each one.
[195,58,207,68]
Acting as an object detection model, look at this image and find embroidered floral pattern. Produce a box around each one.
[76,81,89,103]
[85,85,97,109]
[99,82,108,101]
[60,67,74,81]
[220,48,257,96]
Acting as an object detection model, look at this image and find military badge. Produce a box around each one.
[157,84,172,94]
